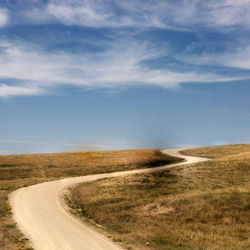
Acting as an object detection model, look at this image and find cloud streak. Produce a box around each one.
[0,138,139,153]
[0,138,107,154]
[0,84,43,97]
[0,8,8,27]
[177,44,250,70]
[0,38,244,97]
[0,138,101,148]
[1,1,249,98]
[20,0,250,30]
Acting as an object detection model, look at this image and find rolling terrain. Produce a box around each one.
[1,145,249,249]
[68,145,250,249]
[0,149,180,249]
[9,149,203,250]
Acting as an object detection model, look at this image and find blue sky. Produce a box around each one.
[0,0,250,154]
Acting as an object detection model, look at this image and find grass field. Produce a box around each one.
[67,144,250,250]
[0,149,180,249]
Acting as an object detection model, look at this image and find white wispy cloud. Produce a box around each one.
[0,149,16,155]
[203,0,250,28]
[21,0,250,30]
[0,8,8,27]
[177,44,250,70]
[0,138,106,154]
[0,138,136,153]
[0,1,248,99]
[0,39,242,97]
[0,138,101,148]
[0,84,43,97]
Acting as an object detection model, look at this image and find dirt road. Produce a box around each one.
[9,149,208,250]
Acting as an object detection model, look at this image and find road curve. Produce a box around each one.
[9,149,208,250]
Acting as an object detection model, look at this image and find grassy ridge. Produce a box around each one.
[67,145,250,249]
[0,149,180,249]
[181,144,250,158]
[0,149,181,180]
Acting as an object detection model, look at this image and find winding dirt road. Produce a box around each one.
[9,149,208,250]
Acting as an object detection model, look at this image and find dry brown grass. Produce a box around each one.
[0,149,181,180]
[181,143,250,158]
[0,149,180,249]
[67,145,250,250]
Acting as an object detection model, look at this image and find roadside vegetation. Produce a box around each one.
[67,144,250,250]
[0,149,180,249]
